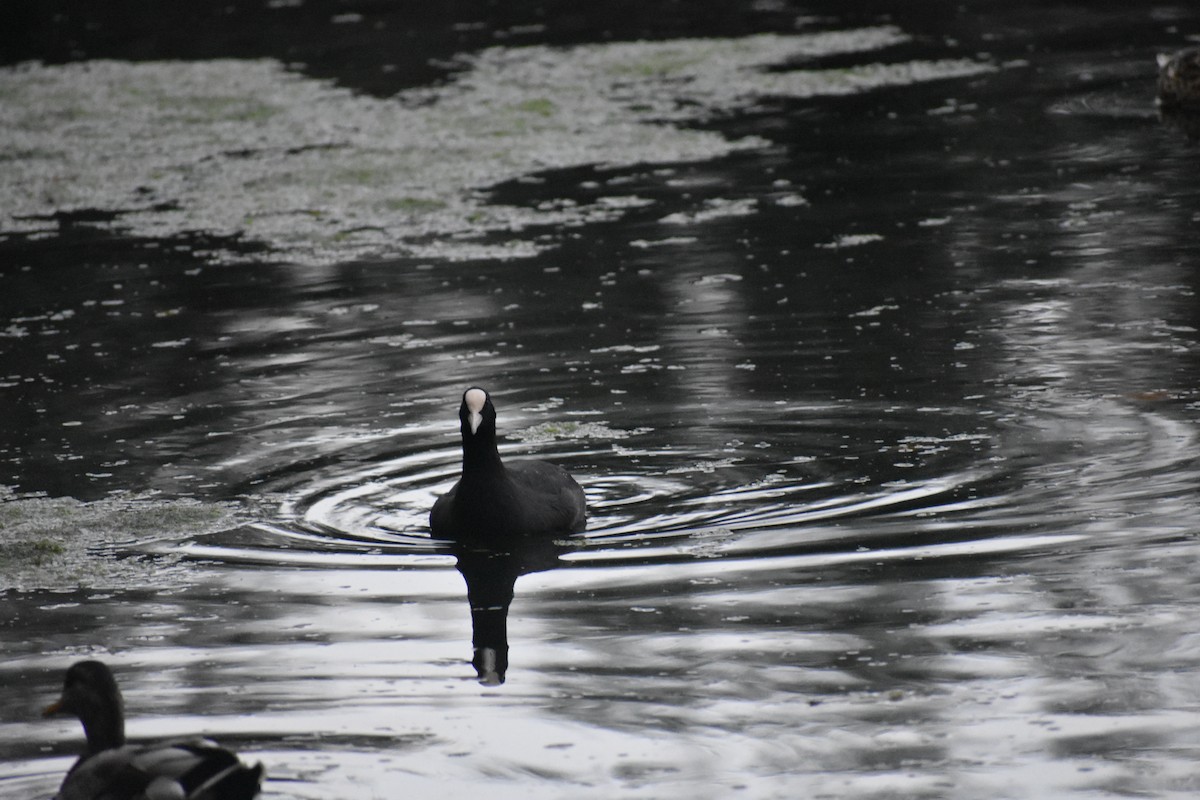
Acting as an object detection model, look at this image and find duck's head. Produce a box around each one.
[1158,47,1200,110]
[44,660,126,752]
[460,387,496,437]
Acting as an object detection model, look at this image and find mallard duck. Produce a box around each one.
[44,660,263,800]
[1157,47,1200,110]
[430,387,587,543]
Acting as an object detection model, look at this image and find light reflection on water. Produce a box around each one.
[6,390,1200,798]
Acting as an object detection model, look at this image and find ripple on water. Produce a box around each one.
[8,398,1200,800]
[158,389,1200,593]
[167,402,1009,574]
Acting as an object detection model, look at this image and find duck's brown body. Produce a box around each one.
[44,661,263,800]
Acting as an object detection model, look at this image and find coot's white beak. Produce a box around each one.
[464,388,487,435]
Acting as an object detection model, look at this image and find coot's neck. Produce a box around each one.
[461,429,505,477]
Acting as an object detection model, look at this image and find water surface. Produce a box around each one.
[3,1,1200,798]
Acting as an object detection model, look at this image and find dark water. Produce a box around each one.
[4,1,1200,798]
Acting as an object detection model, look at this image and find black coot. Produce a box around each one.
[430,387,587,543]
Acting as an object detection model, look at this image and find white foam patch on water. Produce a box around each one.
[0,492,245,592]
[0,28,993,264]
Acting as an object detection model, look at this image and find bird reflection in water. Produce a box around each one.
[431,387,588,685]
[453,533,571,685]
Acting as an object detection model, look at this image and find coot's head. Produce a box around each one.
[460,387,496,437]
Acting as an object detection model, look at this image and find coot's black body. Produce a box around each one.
[430,387,586,543]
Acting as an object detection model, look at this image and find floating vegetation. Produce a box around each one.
[817,233,886,249]
[0,491,245,592]
[508,420,651,443]
[0,28,993,264]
